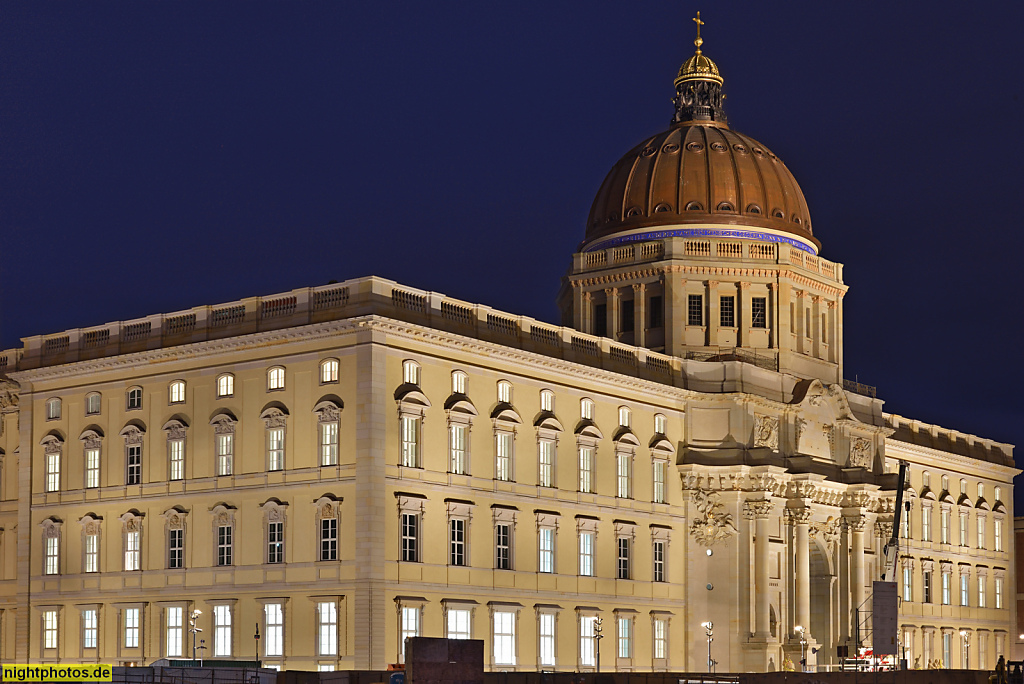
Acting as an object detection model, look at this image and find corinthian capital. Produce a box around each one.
[843,514,867,532]
[742,499,774,520]
[785,507,813,525]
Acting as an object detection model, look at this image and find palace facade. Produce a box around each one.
[0,20,1015,674]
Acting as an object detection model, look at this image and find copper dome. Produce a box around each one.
[583,120,818,254]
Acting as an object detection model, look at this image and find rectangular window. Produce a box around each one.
[166,607,183,657]
[959,512,968,546]
[653,540,666,582]
[495,523,511,570]
[943,632,952,668]
[923,570,932,603]
[687,294,703,326]
[320,422,339,466]
[720,296,736,327]
[124,530,140,571]
[901,509,910,539]
[578,446,593,493]
[400,606,419,662]
[960,574,969,606]
[493,611,516,666]
[903,566,912,601]
[579,616,596,667]
[616,453,631,498]
[86,393,101,415]
[267,427,284,471]
[617,618,631,658]
[978,517,985,549]
[401,513,419,562]
[265,603,283,657]
[653,618,667,659]
[320,518,338,561]
[594,304,607,337]
[318,602,337,656]
[124,608,140,648]
[495,432,513,481]
[85,448,100,488]
[449,424,467,474]
[538,439,554,487]
[168,439,184,481]
[538,528,554,574]
[214,605,231,657]
[649,295,663,328]
[401,416,419,467]
[620,299,634,333]
[978,577,986,608]
[940,509,949,544]
[922,508,931,541]
[217,525,233,566]
[995,519,1003,551]
[83,609,98,649]
[216,434,233,476]
[126,445,142,485]
[268,521,284,564]
[995,578,1003,609]
[85,534,98,573]
[447,608,471,640]
[45,536,59,575]
[168,529,183,569]
[941,572,950,605]
[751,297,767,328]
[579,531,594,576]
[653,461,666,504]
[46,451,60,492]
[449,519,465,566]
[43,610,58,650]
[538,613,556,667]
[617,537,630,580]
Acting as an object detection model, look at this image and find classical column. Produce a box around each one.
[663,267,685,356]
[845,513,867,639]
[606,287,620,340]
[581,291,593,335]
[632,283,646,347]
[810,295,821,359]
[787,506,813,638]
[744,499,774,639]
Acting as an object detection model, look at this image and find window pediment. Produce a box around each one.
[490,402,521,423]
[649,436,675,457]
[575,420,603,440]
[119,423,146,444]
[395,385,431,407]
[444,394,478,416]
[533,411,563,432]
[613,427,640,447]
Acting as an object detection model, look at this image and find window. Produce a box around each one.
[960,479,966,495]
[995,486,1001,502]
[43,609,58,650]
[125,530,140,571]
[45,535,59,575]
[540,389,554,412]
[977,516,986,549]
[901,508,910,539]
[320,518,338,561]
[451,370,467,394]
[578,446,594,493]
[168,528,183,569]
[922,470,931,488]
[268,428,284,471]
[649,295,663,328]
[978,576,986,608]
[995,518,1003,551]
[903,566,912,601]
[617,537,630,579]
[450,424,467,474]
[402,360,420,386]
[654,413,666,435]
[166,607,183,657]
[268,521,284,564]
[995,577,1003,608]
[579,531,595,576]
[401,513,419,562]
[751,297,767,328]
[959,512,968,547]
[653,618,667,660]
[922,506,932,541]
[922,570,932,603]
[83,609,98,649]
[941,571,950,605]
[579,616,597,667]
[497,380,513,403]
[126,444,142,485]
[317,602,338,656]
[450,519,466,566]
[942,632,951,670]
[217,374,234,398]
[940,508,949,544]
[213,605,232,657]
[621,298,634,332]
[267,366,285,390]
[616,451,631,498]
[169,380,186,404]
[617,617,632,658]
[217,524,233,566]
[495,431,513,481]
[264,603,284,657]
[618,406,631,428]
[495,523,512,570]
[960,574,969,606]
[493,611,516,666]
[594,303,607,337]
[320,420,339,466]
[447,608,471,640]
[580,398,594,420]
[86,392,102,415]
[46,397,61,420]
[538,612,556,667]
[84,533,99,573]
[653,540,666,582]
[941,474,949,492]
[46,448,60,492]
[653,461,666,504]
[978,482,985,499]
[320,358,339,384]
[400,606,419,662]
[124,608,140,648]
[168,436,184,481]
[538,528,554,573]
[538,439,554,487]
[400,416,420,467]
[687,294,703,326]
[720,295,735,327]
[126,387,142,410]
[216,433,233,476]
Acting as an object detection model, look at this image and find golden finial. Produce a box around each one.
[692,11,704,53]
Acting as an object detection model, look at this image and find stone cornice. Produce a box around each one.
[886,438,1018,480]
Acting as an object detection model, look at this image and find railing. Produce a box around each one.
[843,379,877,398]
[685,347,778,372]
[211,305,245,327]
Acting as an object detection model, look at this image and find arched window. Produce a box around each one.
[618,406,632,428]
[580,398,594,421]
[654,413,667,435]
[403,360,421,386]
[320,359,339,385]
[168,380,186,404]
[497,380,512,403]
[451,370,467,394]
[45,397,62,421]
[267,366,285,391]
[126,387,143,411]
[922,471,931,488]
[978,482,985,500]
[994,486,1001,502]
[85,392,102,416]
[216,374,234,398]
[540,389,554,412]
[941,475,949,492]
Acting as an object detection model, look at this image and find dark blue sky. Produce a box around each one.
[2,3,1022,478]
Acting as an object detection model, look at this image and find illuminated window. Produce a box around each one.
[213,605,232,657]
[166,607,183,657]
[400,416,420,467]
[618,406,631,428]
[85,392,101,415]
[617,617,632,658]
[126,444,142,485]
[319,518,337,561]
[320,421,339,466]
[449,519,466,566]
[540,389,554,412]
[42,610,58,650]
[46,447,61,493]
[995,518,1003,551]
[267,427,285,471]
[168,434,184,482]
[720,296,735,327]
[45,397,61,420]
[493,611,516,666]
[653,618,667,660]
[401,513,419,562]
[497,380,512,403]
[578,531,594,576]
[451,370,467,394]
[979,576,987,608]
[400,606,419,662]
[653,540,666,582]
[903,566,912,601]
[264,603,284,657]
[216,374,234,398]
[449,424,467,474]
[317,602,337,656]
[579,615,597,667]
[402,360,420,386]
[960,574,969,606]
[268,521,284,564]
[320,359,339,384]
[578,446,593,493]
[580,398,594,420]
[45,535,59,575]
[654,413,667,434]
[267,366,285,391]
[216,433,233,476]
[168,380,186,404]
[538,527,554,573]
[616,451,631,498]
[653,461,666,503]
[538,439,554,487]
[124,608,140,648]
[217,524,232,566]
[447,608,471,639]
[495,431,513,481]
[495,523,512,570]
[538,612,556,667]
[124,529,141,571]
[84,532,99,573]
[168,527,183,569]
[83,609,98,650]
[617,536,630,579]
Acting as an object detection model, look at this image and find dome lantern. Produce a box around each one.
[672,11,727,124]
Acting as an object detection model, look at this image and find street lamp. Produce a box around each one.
[189,609,203,661]
[593,618,604,674]
[795,625,807,672]
[700,621,715,673]
[254,623,261,665]
[960,630,970,670]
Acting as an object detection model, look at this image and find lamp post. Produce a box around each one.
[960,630,970,670]
[701,621,715,673]
[795,625,807,672]
[255,623,261,665]
[593,618,603,674]
[189,609,203,661]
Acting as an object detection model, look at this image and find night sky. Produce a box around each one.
[2,3,1022,489]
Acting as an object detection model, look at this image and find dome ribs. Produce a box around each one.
[649,129,682,217]
[761,142,794,225]
[705,126,738,215]
[624,134,660,221]
[679,126,708,213]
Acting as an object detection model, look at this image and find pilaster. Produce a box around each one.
[632,283,646,348]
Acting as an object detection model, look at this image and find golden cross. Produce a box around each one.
[692,11,705,51]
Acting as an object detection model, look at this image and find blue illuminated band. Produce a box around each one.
[584,225,818,255]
